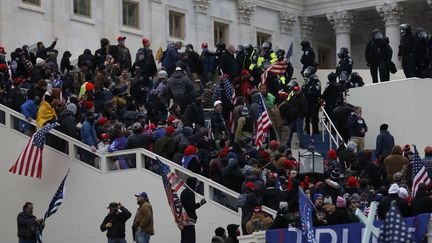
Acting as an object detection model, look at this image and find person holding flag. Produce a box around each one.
[298,188,318,243]
[17,202,44,243]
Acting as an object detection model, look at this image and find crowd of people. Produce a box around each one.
[8,23,432,243]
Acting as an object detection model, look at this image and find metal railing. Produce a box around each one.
[0,104,276,217]
[319,106,347,150]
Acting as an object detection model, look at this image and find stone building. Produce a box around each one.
[0,0,430,70]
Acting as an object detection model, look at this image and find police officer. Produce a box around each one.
[242,44,254,71]
[398,23,417,78]
[415,27,430,78]
[235,45,245,77]
[336,47,353,80]
[321,72,343,122]
[346,72,365,89]
[365,29,392,83]
[302,66,321,134]
[300,40,316,77]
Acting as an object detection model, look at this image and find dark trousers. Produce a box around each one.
[370,62,390,83]
[402,54,416,78]
[181,225,196,243]
[305,107,319,134]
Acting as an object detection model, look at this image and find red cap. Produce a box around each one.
[13,77,25,85]
[201,42,208,49]
[117,36,126,41]
[253,205,262,213]
[85,101,94,110]
[167,115,176,124]
[245,182,256,190]
[101,133,110,140]
[260,150,269,160]
[184,145,197,156]
[403,144,411,152]
[241,69,250,76]
[0,63,7,70]
[0,46,6,54]
[166,126,175,135]
[98,116,109,125]
[292,86,300,91]
[269,140,279,150]
[328,150,337,159]
[142,38,150,46]
[85,82,94,91]
[346,176,359,188]
[283,159,293,169]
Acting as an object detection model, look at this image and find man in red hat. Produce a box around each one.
[133,37,157,100]
[116,36,132,70]
[239,181,260,235]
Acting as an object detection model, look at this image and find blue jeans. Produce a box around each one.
[287,117,309,149]
[135,231,150,243]
[108,237,127,243]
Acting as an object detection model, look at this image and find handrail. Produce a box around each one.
[319,106,347,150]
[0,104,277,217]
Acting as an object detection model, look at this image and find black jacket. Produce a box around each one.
[262,187,280,211]
[240,189,260,225]
[100,206,132,238]
[180,177,202,222]
[36,41,57,60]
[17,212,39,240]
[186,50,202,74]
[301,47,316,69]
[327,207,350,225]
[58,110,78,139]
[411,192,432,216]
[219,50,238,80]
[270,210,300,229]
[279,93,308,123]
[377,194,412,219]
[126,133,153,149]
[221,165,244,193]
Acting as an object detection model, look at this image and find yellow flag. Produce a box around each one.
[155,46,163,62]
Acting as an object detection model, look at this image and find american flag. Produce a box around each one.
[411,145,431,197]
[260,60,288,85]
[207,120,214,140]
[255,93,272,147]
[9,122,58,179]
[299,188,318,243]
[157,158,190,230]
[223,75,237,133]
[37,170,69,243]
[377,202,414,243]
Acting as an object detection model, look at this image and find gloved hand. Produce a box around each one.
[200,198,207,206]
[105,222,112,228]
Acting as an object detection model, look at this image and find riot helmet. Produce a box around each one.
[416,27,428,40]
[337,47,349,59]
[236,44,245,54]
[244,44,253,53]
[275,48,285,61]
[303,66,316,78]
[327,72,337,83]
[262,41,272,50]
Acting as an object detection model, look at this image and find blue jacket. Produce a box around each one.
[347,113,367,138]
[375,131,395,158]
[20,99,37,131]
[162,47,179,70]
[108,136,130,169]
[81,120,97,146]
[423,156,432,180]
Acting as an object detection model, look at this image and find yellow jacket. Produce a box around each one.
[36,101,56,127]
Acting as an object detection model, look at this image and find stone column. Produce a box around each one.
[237,0,255,44]
[149,0,166,51]
[193,0,211,49]
[279,11,296,47]
[327,11,356,64]
[376,2,404,68]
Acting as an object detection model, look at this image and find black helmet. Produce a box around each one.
[236,44,245,53]
[416,27,428,40]
[100,38,109,47]
[262,42,272,49]
[244,44,253,52]
[303,66,316,78]
[275,48,285,60]
[300,40,310,47]
[216,42,226,51]
[327,72,337,83]
[337,47,349,58]
[371,29,383,40]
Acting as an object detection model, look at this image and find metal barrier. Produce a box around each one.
[0,104,276,217]
[319,106,347,150]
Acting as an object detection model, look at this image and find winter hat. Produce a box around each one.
[346,176,359,188]
[184,145,197,156]
[85,101,94,110]
[66,103,77,116]
[388,183,400,194]
[158,70,168,79]
[260,150,270,161]
[399,187,409,199]
[245,181,256,190]
[227,152,238,162]
[142,38,150,46]
[403,144,411,152]
[330,168,340,180]
[97,117,109,125]
[336,196,346,208]
[279,201,288,211]
[269,140,279,150]
[374,193,383,202]
[253,205,262,213]
[346,141,357,152]
[228,158,238,168]
[85,82,94,91]
[166,126,175,135]
[323,196,333,205]
[313,193,323,202]
[36,58,45,66]
[215,227,225,237]
[328,150,337,159]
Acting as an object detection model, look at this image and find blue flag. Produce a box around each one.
[286,40,293,60]
[378,202,414,243]
[299,188,317,243]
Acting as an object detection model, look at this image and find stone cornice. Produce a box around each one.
[279,11,297,34]
[237,0,256,25]
[193,0,211,14]
[376,2,404,26]
[326,10,356,33]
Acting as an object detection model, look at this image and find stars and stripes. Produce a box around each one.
[222,75,237,133]
[157,158,190,230]
[260,60,288,85]
[299,188,318,243]
[411,145,431,198]
[377,202,414,243]
[255,93,272,147]
[37,170,69,243]
[9,122,58,179]
[207,120,214,140]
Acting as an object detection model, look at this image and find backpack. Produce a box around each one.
[237,193,248,208]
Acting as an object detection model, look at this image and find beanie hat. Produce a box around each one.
[279,201,288,211]
[336,196,346,208]
[388,183,400,194]
[260,150,270,161]
[323,196,333,205]
[328,150,337,159]
[166,126,175,135]
[374,193,383,202]
[379,124,388,131]
[269,140,279,150]
[142,38,150,46]
[85,101,94,110]
[215,227,225,237]
[399,187,409,199]
[227,152,238,162]
[245,181,256,190]
[66,103,77,116]
[313,193,323,202]
[183,145,197,156]
[85,82,94,91]
[346,176,359,188]
[346,141,357,152]
[330,168,340,180]
[403,144,411,152]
